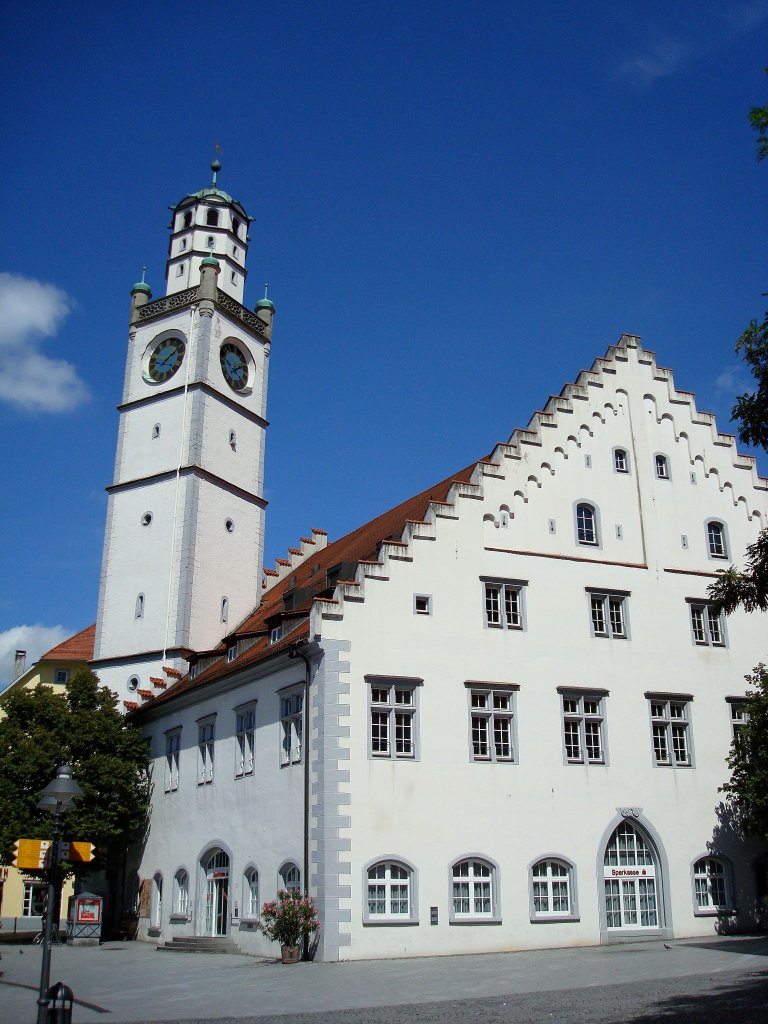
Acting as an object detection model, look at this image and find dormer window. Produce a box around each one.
[190,663,199,679]
[206,209,219,227]
[270,626,283,644]
[227,645,237,663]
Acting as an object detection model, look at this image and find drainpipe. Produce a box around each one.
[289,641,315,961]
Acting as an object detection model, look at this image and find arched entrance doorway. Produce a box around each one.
[603,821,659,931]
[202,849,230,936]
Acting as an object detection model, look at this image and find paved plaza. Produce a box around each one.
[0,935,767,1024]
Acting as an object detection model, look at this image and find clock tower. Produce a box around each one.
[93,163,274,702]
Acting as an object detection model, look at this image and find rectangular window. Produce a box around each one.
[688,601,726,647]
[482,579,526,630]
[22,882,46,917]
[197,719,215,784]
[648,697,692,767]
[728,700,749,745]
[560,691,606,764]
[367,678,420,760]
[235,704,256,777]
[165,729,181,792]
[468,686,516,763]
[414,594,432,615]
[54,670,69,684]
[588,591,629,639]
[280,689,304,766]
[655,455,669,479]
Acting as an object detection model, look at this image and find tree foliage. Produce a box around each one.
[721,666,768,840]
[708,86,768,618]
[0,669,150,875]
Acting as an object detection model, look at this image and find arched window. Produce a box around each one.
[232,216,241,236]
[365,861,413,922]
[613,448,628,473]
[151,872,163,929]
[173,870,189,916]
[206,209,219,226]
[576,503,598,546]
[450,858,498,921]
[152,423,161,439]
[603,822,658,930]
[243,866,259,918]
[220,597,228,623]
[655,454,670,480]
[707,521,727,559]
[280,862,301,893]
[692,857,730,913]
[183,211,192,228]
[530,858,577,920]
[135,594,144,619]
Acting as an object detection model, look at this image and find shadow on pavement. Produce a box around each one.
[627,972,768,1024]
[681,935,768,957]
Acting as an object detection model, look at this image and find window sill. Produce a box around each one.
[530,914,580,924]
[363,919,419,927]
[169,914,190,923]
[449,918,502,926]
[693,907,736,917]
[235,772,254,780]
[147,927,161,937]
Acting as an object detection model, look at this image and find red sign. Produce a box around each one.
[75,898,101,924]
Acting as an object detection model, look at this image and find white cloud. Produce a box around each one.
[714,365,751,398]
[0,623,71,691]
[0,272,89,412]
[618,34,685,87]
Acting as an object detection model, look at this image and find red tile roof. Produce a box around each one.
[41,624,96,662]
[129,460,482,717]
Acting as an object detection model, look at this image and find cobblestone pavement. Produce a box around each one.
[0,935,766,1024]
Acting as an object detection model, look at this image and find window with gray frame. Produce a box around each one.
[692,857,730,914]
[366,861,415,922]
[165,729,181,792]
[706,520,728,558]
[560,690,606,764]
[482,579,526,630]
[530,858,577,920]
[197,718,215,784]
[688,601,726,647]
[648,696,692,767]
[588,590,629,639]
[576,503,598,545]
[368,679,419,759]
[450,858,498,921]
[235,704,255,777]
[467,685,517,762]
[280,689,303,766]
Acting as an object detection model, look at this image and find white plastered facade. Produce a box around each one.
[133,334,767,960]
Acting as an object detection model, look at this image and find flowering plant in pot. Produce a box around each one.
[259,890,318,961]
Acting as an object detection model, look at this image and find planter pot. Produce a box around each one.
[281,944,301,964]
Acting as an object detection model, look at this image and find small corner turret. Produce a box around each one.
[129,267,152,325]
[165,160,252,304]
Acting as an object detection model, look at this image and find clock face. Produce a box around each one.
[147,336,185,383]
[220,342,249,392]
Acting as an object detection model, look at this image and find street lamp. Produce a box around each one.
[35,764,83,1024]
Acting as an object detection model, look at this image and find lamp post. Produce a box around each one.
[35,764,83,1024]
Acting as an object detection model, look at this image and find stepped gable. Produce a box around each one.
[42,623,96,662]
[128,332,768,718]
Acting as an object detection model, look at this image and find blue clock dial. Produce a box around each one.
[148,337,185,382]
[220,343,249,392]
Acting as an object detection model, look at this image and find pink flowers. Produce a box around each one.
[259,890,319,946]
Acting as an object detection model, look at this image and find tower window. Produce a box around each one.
[233,245,239,258]
[206,209,219,227]
[152,423,161,439]
[141,512,153,527]
[180,238,187,251]
[206,235,215,249]
[225,518,235,534]
[183,211,192,228]
[176,264,184,277]
[229,429,237,449]
[232,216,241,236]
[135,594,145,619]
[128,676,140,692]
[221,597,228,623]
[655,454,670,480]
[231,271,237,284]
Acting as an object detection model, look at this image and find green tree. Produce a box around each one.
[709,82,768,841]
[721,666,768,840]
[0,669,150,878]
[707,86,768,617]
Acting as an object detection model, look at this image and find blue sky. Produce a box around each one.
[0,1,766,686]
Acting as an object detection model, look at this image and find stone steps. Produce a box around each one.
[157,935,240,954]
